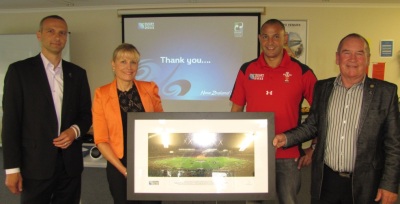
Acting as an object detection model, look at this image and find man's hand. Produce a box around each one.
[5,172,23,194]
[375,188,398,204]
[53,128,76,149]
[296,147,313,169]
[273,134,287,148]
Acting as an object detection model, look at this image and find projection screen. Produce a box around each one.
[122,13,260,112]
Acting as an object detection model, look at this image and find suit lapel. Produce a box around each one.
[319,79,335,147]
[32,55,59,136]
[357,77,374,135]
[109,80,122,120]
[62,62,72,112]
[321,79,334,119]
[33,55,58,113]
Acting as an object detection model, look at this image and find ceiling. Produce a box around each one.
[1,0,399,10]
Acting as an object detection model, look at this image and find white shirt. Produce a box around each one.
[42,53,63,133]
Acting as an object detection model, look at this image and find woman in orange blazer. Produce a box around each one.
[92,43,163,204]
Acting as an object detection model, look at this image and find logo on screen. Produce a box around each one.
[138,22,155,30]
[234,22,243,37]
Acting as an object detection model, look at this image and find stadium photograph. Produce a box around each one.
[147,132,255,178]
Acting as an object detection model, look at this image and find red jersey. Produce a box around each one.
[230,50,317,158]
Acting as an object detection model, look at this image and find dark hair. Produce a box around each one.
[112,43,140,62]
[260,19,285,33]
[39,15,67,31]
[337,33,370,55]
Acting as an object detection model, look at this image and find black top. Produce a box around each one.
[118,84,144,165]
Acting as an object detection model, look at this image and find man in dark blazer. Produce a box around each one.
[273,33,400,204]
[1,15,92,204]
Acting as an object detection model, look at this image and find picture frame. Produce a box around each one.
[380,40,394,57]
[126,112,276,201]
[281,20,308,64]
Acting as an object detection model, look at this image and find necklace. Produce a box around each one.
[117,81,133,92]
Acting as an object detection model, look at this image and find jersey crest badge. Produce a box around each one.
[283,72,292,83]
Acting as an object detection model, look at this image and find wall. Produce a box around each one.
[264,5,400,83]
[0,3,399,102]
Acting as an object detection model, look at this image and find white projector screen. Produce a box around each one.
[123,14,260,112]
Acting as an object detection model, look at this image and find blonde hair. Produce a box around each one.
[112,43,140,62]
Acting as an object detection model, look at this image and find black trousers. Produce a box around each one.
[21,151,81,204]
[106,161,161,204]
[311,165,353,204]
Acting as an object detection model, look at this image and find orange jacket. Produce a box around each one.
[92,79,163,158]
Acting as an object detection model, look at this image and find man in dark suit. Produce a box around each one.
[273,33,400,204]
[1,15,92,204]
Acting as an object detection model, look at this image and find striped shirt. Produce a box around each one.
[324,75,364,173]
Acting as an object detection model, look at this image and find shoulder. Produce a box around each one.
[288,57,315,76]
[317,77,335,84]
[239,58,259,74]
[134,80,160,95]
[314,77,335,90]
[62,60,87,74]
[8,55,40,69]
[93,81,113,99]
[5,56,42,79]
[96,82,113,93]
[366,78,398,92]
[368,77,397,87]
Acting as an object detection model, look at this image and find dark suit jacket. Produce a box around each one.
[1,54,92,179]
[285,76,400,204]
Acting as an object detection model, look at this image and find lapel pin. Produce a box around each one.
[369,84,374,95]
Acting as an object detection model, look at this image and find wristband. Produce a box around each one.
[71,126,78,139]
[70,125,80,139]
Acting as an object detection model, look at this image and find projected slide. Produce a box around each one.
[123,14,259,111]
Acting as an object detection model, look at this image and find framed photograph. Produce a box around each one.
[281,20,308,64]
[127,112,276,201]
[380,40,393,57]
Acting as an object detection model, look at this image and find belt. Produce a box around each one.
[325,164,352,178]
[338,172,352,178]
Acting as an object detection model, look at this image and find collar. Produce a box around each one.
[334,74,365,89]
[258,49,290,70]
[40,53,63,72]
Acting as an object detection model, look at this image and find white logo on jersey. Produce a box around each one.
[266,90,273,95]
[283,72,292,83]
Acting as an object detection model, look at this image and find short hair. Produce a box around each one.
[337,33,370,56]
[39,15,66,31]
[260,19,286,33]
[112,43,140,62]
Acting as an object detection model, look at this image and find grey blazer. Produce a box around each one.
[1,54,92,179]
[285,76,400,204]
